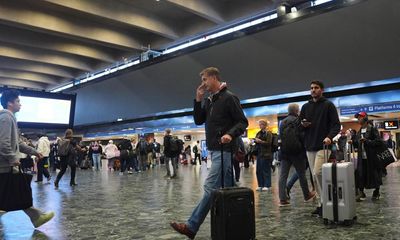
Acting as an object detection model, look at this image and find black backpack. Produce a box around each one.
[280,120,303,154]
[193,145,198,154]
[58,139,71,157]
[170,137,184,153]
[139,141,147,154]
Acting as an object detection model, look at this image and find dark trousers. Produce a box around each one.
[37,157,50,181]
[279,153,311,201]
[193,153,201,165]
[233,159,240,181]
[56,157,76,185]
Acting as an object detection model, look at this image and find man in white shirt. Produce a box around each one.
[36,134,51,183]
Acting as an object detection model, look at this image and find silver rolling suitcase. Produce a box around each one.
[322,146,357,225]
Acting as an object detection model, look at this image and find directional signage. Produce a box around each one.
[340,102,400,116]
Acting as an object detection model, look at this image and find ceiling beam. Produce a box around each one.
[0,78,47,90]
[166,0,225,24]
[0,25,115,63]
[0,1,144,51]
[42,0,180,40]
[0,69,62,85]
[0,58,75,79]
[0,44,93,72]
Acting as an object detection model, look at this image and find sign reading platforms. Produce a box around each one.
[340,102,400,116]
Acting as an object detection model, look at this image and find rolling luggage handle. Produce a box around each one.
[324,144,339,223]
[220,142,235,189]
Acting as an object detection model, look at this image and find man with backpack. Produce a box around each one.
[278,103,316,207]
[163,129,180,179]
[136,137,148,171]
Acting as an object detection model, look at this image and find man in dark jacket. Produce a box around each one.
[278,103,316,207]
[300,80,340,216]
[254,119,273,191]
[163,129,179,178]
[170,67,248,239]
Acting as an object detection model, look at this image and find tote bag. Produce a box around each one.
[0,167,33,211]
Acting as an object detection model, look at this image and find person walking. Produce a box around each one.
[163,129,179,179]
[170,67,248,239]
[278,103,316,207]
[35,134,51,183]
[0,89,55,228]
[54,129,79,188]
[300,80,340,216]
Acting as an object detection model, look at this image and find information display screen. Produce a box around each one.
[384,120,399,130]
[0,94,73,125]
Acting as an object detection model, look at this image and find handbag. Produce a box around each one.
[375,142,396,168]
[234,148,246,163]
[0,167,33,211]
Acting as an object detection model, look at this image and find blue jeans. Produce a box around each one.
[92,153,101,170]
[187,150,234,233]
[256,158,272,188]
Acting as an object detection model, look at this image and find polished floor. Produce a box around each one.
[1,160,400,240]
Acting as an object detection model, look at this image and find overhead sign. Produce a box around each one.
[340,102,400,115]
[384,120,399,130]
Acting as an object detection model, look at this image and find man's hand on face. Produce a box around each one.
[220,134,232,144]
[196,82,206,102]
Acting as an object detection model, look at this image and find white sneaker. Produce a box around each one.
[256,187,262,191]
[262,187,269,191]
[119,172,124,176]
[128,171,133,174]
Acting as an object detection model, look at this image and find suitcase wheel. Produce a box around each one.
[343,219,353,226]
[323,219,329,225]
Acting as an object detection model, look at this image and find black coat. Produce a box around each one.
[353,124,383,189]
[300,97,341,151]
[193,87,248,152]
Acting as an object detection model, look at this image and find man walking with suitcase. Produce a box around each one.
[300,81,340,216]
[170,67,248,239]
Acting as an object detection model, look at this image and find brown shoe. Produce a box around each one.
[170,222,196,239]
[304,191,317,202]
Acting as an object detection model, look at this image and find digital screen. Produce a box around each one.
[384,121,399,130]
[184,135,192,141]
[0,95,72,125]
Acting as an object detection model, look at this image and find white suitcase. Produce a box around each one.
[322,162,357,225]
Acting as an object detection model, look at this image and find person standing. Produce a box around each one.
[278,103,316,206]
[300,80,341,216]
[91,141,102,171]
[351,112,383,201]
[163,129,179,179]
[170,67,248,239]
[0,89,54,227]
[136,137,148,171]
[35,134,51,183]
[192,141,201,165]
[54,129,79,188]
[104,140,118,171]
[254,119,274,191]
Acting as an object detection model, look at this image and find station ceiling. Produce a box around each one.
[0,0,291,90]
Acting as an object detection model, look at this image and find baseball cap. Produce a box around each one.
[354,111,367,118]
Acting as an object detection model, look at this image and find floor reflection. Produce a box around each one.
[0,161,399,239]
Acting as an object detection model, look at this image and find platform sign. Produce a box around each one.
[340,102,400,115]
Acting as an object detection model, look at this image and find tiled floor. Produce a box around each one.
[1,160,400,240]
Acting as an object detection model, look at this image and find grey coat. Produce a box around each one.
[0,109,37,173]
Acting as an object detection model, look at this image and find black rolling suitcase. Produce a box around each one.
[211,144,255,240]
